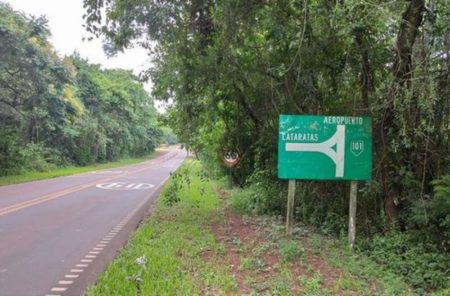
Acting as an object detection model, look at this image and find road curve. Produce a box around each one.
[0,148,186,296]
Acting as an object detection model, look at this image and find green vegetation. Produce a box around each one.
[232,185,450,294]
[0,3,164,177]
[279,239,306,263]
[86,160,236,295]
[89,160,419,295]
[0,149,164,186]
[308,232,412,295]
[363,232,450,293]
[83,1,450,293]
[1,0,448,293]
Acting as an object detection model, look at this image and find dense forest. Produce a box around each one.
[0,3,163,175]
[82,0,449,293]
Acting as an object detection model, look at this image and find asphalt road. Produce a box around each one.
[0,148,186,296]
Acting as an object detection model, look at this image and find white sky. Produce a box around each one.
[3,0,155,92]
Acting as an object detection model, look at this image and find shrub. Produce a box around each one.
[231,169,285,215]
[0,129,21,176]
[162,170,191,206]
[18,143,58,172]
[366,231,450,292]
[404,175,450,252]
[279,239,305,263]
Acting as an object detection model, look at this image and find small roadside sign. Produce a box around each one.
[223,151,240,167]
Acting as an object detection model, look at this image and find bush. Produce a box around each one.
[0,129,21,176]
[0,133,67,175]
[18,143,59,172]
[231,170,285,215]
[279,239,305,263]
[365,231,450,292]
[162,170,191,206]
[404,175,450,252]
[231,186,262,215]
[429,175,450,249]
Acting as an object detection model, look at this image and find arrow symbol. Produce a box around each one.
[285,125,346,177]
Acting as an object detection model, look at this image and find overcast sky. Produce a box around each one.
[3,0,152,87]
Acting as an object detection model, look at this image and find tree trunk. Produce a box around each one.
[394,0,426,84]
[382,0,426,224]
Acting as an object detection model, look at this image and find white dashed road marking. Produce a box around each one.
[47,174,172,296]
[58,280,73,285]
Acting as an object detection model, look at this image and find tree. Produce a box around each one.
[0,3,162,173]
[68,55,161,164]
[82,0,449,246]
[0,3,73,173]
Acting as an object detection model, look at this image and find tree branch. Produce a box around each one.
[0,99,25,117]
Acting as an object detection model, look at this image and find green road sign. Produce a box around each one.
[278,115,372,180]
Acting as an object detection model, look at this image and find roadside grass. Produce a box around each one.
[307,232,412,295]
[226,216,414,296]
[219,188,416,295]
[86,160,417,295]
[85,159,236,296]
[0,149,166,186]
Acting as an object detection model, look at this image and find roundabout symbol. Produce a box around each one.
[96,182,155,190]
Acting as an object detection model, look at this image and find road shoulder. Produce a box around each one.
[85,159,411,295]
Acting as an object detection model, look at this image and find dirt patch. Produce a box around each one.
[200,248,214,262]
[205,188,383,295]
[210,213,252,294]
[209,210,286,294]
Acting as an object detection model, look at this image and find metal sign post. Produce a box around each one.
[348,180,358,248]
[286,180,296,235]
[278,115,372,243]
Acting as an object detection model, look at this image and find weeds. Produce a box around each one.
[279,240,306,263]
[86,160,423,296]
[86,160,235,295]
[300,273,328,296]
